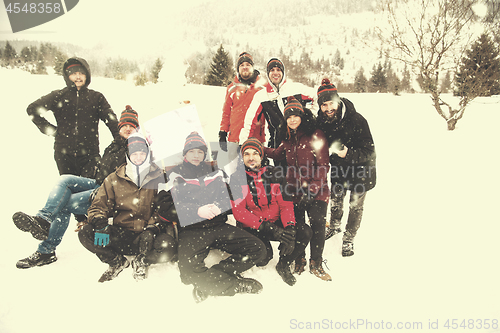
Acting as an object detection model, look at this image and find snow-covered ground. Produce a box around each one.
[1,68,499,333]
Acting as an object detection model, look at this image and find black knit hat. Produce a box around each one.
[119,105,139,130]
[127,135,149,155]
[284,96,304,120]
[65,63,87,76]
[237,52,254,69]
[183,131,208,157]
[267,58,284,76]
[317,78,341,106]
[241,137,264,157]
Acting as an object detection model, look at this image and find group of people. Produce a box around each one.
[13,53,377,302]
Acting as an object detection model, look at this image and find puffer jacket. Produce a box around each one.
[219,70,266,143]
[27,57,119,156]
[265,127,330,203]
[87,163,166,233]
[230,165,295,230]
[316,97,377,192]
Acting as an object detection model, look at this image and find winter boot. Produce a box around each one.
[325,226,342,240]
[98,256,130,283]
[342,241,354,257]
[276,260,296,286]
[309,259,332,281]
[16,251,57,269]
[234,276,263,295]
[293,257,307,275]
[193,287,209,303]
[13,212,50,240]
[131,254,149,281]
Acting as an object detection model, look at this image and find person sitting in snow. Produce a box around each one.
[315,78,377,257]
[157,131,266,302]
[13,106,142,269]
[78,132,176,282]
[230,137,312,286]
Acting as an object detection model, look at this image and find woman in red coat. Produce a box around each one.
[265,97,331,281]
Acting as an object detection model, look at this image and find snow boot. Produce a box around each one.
[342,241,354,257]
[98,256,130,283]
[325,226,342,240]
[276,260,296,286]
[193,287,209,303]
[13,211,50,241]
[309,259,332,281]
[16,251,57,269]
[234,276,263,295]
[293,257,307,275]
[131,254,149,281]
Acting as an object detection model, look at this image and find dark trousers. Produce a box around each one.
[330,189,367,242]
[54,151,100,179]
[78,224,177,265]
[294,200,328,262]
[177,223,266,296]
[244,220,312,266]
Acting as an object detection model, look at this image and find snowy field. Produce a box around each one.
[1,67,499,333]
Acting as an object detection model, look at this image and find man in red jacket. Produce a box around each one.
[230,138,312,286]
[218,52,265,150]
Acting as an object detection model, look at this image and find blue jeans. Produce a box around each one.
[37,175,99,254]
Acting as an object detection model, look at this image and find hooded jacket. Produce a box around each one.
[264,109,330,203]
[230,164,295,230]
[219,70,265,143]
[316,97,377,192]
[27,57,119,156]
[87,136,166,233]
[241,59,315,147]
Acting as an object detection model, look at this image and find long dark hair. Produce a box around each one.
[277,107,317,142]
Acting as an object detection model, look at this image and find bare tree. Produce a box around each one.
[375,0,491,130]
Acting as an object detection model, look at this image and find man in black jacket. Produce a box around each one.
[316,79,377,257]
[27,57,120,178]
[157,132,266,302]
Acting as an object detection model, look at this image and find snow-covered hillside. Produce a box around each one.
[1,68,499,333]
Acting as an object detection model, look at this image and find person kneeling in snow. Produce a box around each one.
[157,132,266,302]
[78,133,177,282]
[230,138,312,286]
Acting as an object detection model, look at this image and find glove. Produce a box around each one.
[298,191,316,210]
[218,131,228,152]
[258,221,295,243]
[278,225,296,256]
[94,225,110,246]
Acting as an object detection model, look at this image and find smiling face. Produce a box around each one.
[320,100,340,119]
[268,67,283,86]
[238,61,253,80]
[185,148,205,166]
[243,148,262,170]
[129,151,147,165]
[287,115,302,130]
[68,71,86,90]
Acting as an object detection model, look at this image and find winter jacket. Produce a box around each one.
[219,70,266,143]
[265,125,330,204]
[94,137,127,185]
[158,161,232,229]
[241,61,316,146]
[230,165,295,230]
[27,57,119,156]
[87,163,166,233]
[317,97,376,192]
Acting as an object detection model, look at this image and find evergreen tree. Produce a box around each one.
[400,64,412,93]
[151,58,163,84]
[2,41,17,67]
[369,62,387,92]
[205,44,234,87]
[354,67,368,93]
[454,33,500,97]
[53,50,67,76]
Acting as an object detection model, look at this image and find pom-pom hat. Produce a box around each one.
[317,78,341,106]
[118,105,139,130]
[283,96,304,120]
[241,137,264,157]
[237,52,254,68]
[183,131,208,157]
